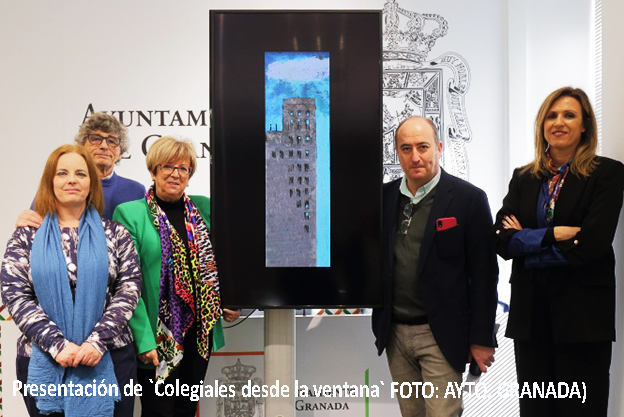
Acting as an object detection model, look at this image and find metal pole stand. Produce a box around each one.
[264,309,296,417]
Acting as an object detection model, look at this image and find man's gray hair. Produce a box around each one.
[75,112,130,156]
[394,116,440,148]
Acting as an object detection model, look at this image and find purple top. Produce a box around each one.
[1,219,141,358]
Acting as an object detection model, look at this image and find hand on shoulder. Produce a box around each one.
[15,210,43,229]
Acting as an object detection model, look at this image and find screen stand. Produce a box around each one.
[264,309,296,416]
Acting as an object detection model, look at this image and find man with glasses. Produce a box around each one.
[372,116,499,416]
[16,112,145,225]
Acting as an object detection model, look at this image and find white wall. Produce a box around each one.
[603,0,624,415]
[0,2,504,415]
[0,0,508,257]
[502,0,595,306]
[0,0,607,415]
[507,0,594,174]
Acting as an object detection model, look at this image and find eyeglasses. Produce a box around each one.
[86,133,120,149]
[400,202,414,235]
[159,164,192,177]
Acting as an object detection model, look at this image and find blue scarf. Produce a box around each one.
[29,206,120,416]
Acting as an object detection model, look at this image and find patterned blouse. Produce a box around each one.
[1,219,141,358]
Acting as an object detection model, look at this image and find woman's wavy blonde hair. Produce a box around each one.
[523,86,598,178]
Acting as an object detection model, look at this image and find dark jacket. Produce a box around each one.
[494,156,624,343]
[372,169,499,373]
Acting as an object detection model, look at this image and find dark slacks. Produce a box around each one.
[512,268,614,417]
[137,324,211,417]
[514,293,612,417]
[514,338,611,417]
[17,343,137,417]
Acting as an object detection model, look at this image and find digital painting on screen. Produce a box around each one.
[265,52,330,267]
[211,10,382,307]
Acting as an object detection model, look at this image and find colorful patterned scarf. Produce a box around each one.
[543,150,571,223]
[146,186,221,380]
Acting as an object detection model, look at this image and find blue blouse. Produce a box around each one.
[506,179,570,268]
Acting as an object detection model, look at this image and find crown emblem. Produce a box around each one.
[383,0,448,68]
[382,0,471,181]
[221,359,256,381]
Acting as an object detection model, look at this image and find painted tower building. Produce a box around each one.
[266,98,317,267]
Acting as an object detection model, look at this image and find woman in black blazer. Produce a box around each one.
[494,87,624,417]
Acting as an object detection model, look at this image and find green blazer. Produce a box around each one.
[113,195,224,367]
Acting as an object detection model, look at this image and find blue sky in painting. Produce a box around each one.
[265,52,330,132]
[266,52,330,267]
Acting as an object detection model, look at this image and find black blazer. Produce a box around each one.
[372,169,499,373]
[494,156,624,343]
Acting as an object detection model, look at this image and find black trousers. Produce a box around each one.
[512,270,615,417]
[137,324,211,417]
[515,338,611,417]
[514,299,612,417]
[17,343,137,417]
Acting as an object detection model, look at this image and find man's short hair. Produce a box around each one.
[394,116,440,148]
[75,112,130,156]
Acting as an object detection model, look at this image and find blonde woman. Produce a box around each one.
[494,87,624,416]
[113,136,239,417]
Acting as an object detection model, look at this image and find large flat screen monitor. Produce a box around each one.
[210,10,382,308]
